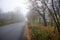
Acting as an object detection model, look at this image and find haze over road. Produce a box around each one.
[0,22,26,40]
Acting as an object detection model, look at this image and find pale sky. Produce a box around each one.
[0,0,31,16]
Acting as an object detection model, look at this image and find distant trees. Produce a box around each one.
[0,8,25,22]
[27,10,40,23]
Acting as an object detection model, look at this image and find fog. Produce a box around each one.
[0,0,30,16]
[0,0,32,23]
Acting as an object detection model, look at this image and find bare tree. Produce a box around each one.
[29,0,47,26]
[40,0,60,34]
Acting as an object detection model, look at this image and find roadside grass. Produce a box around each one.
[26,23,59,40]
[0,20,15,26]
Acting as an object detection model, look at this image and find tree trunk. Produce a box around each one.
[43,16,47,26]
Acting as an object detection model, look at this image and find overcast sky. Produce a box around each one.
[0,0,31,16]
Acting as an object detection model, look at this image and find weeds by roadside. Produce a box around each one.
[27,23,60,40]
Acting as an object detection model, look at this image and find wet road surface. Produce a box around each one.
[0,22,26,40]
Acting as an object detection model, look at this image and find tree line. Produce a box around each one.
[27,0,60,34]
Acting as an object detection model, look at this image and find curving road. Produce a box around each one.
[0,22,26,40]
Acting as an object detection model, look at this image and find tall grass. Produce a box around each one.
[29,26,51,40]
[28,23,59,40]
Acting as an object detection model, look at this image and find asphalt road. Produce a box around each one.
[0,22,26,40]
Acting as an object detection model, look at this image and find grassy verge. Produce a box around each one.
[0,20,15,26]
[27,23,59,40]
